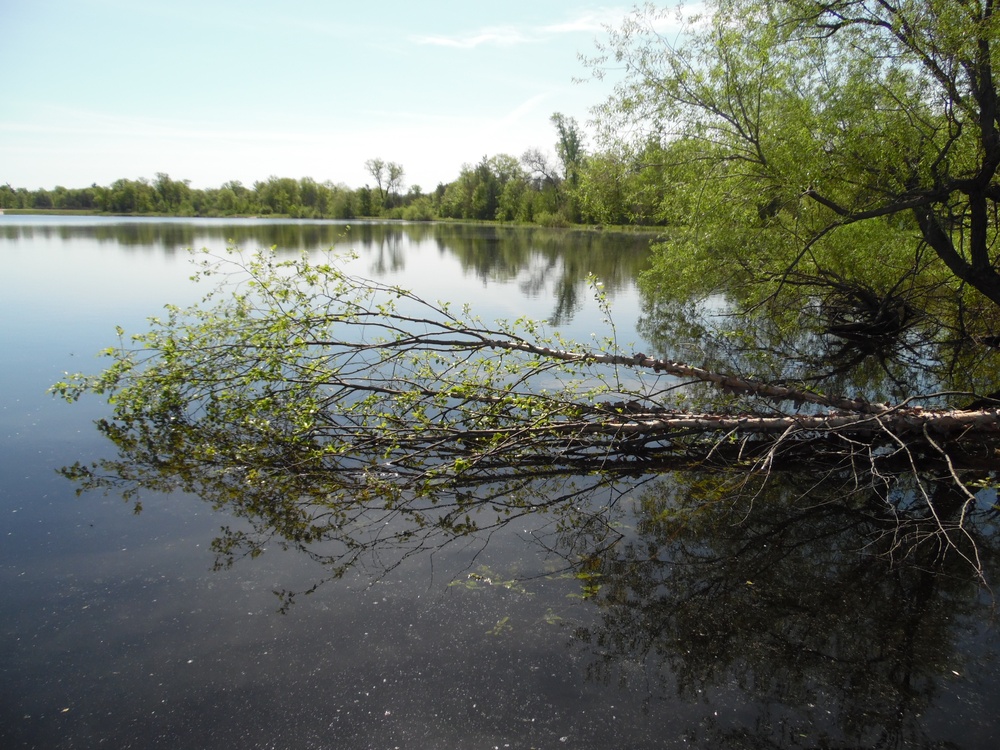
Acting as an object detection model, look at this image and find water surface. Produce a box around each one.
[1,216,998,749]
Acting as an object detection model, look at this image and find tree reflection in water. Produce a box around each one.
[597,231,1000,745]
[62,404,1000,746]
[575,469,999,748]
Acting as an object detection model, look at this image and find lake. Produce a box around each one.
[1,216,998,749]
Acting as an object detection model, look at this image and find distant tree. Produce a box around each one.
[0,184,19,208]
[489,154,529,221]
[576,150,630,225]
[325,182,357,219]
[299,177,320,212]
[154,173,190,213]
[32,189,53,209]
[107,178,156,214]
[55,185,98,211]
[550,113,585,188]
[254,176,300,215]
[356,185,374,217]
[520,149,562,218]
[520,148,560,190]
[363,158,405,211]
[402,196,435,221]
[364,158,387,205]
[386,162,405,207]
[438,155,526,221]
[215,187,239,215]
[576,139,670,226]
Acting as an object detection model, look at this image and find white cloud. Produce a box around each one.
[541,9,627,34]
[411,7,630,49]
[496,93,550,128]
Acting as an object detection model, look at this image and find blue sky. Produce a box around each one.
[1,0,656,191]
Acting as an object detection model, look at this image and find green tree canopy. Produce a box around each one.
[589,0,1000,335]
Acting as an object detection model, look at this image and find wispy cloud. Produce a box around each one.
[412,7,629,49]
[412,26,535,49]
[541,9,626,34]
[496,93,549,128]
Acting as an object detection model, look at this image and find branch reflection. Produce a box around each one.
[60,405,1000,745]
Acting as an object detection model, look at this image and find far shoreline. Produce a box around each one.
[0,208,663,235]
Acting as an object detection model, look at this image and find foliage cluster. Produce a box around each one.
[53,248,1000,586]
[585,0,1000,340]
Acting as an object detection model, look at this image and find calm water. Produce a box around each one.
[1,216,998,749]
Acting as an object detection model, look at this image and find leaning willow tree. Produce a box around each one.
[589,0,1000,335]
[55,0,1000,581]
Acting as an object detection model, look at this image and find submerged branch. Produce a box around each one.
[52,250,1000,582]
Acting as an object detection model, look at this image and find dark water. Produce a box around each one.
[1,216,998,749]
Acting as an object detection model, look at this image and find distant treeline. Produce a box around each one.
[1,115,671,227]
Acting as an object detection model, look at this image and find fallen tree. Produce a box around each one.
[52,250,1000,579]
